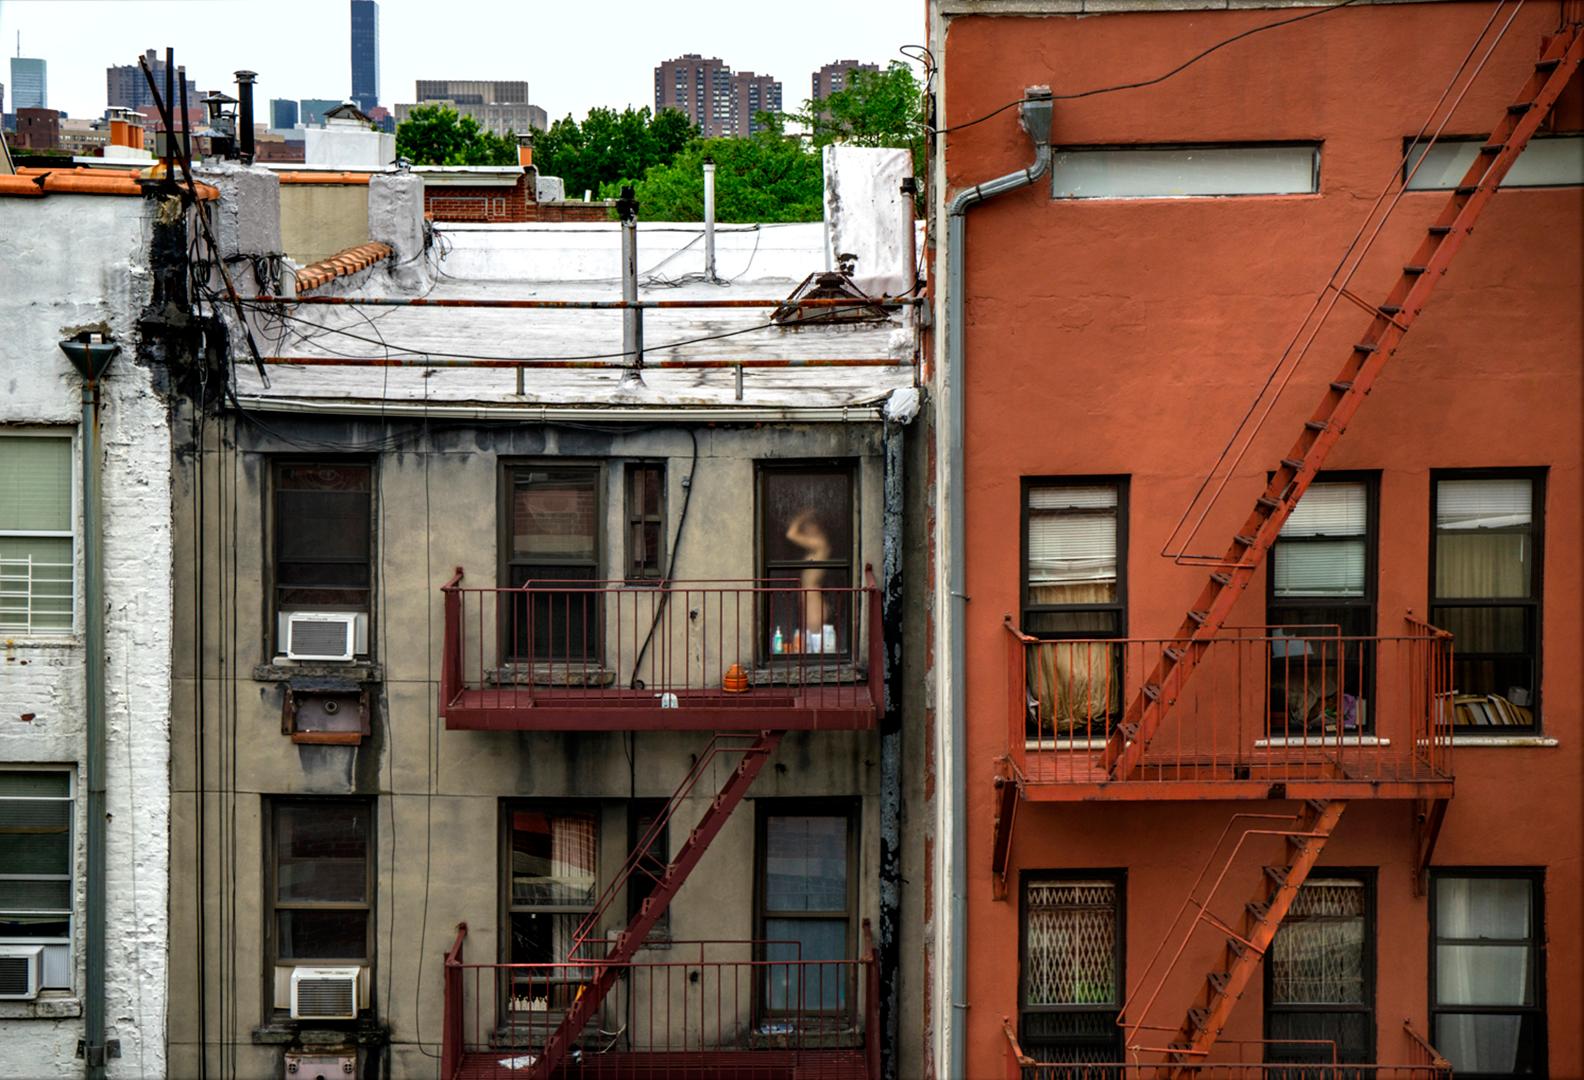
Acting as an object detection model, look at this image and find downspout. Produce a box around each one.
[878,396,910,1080]
[944,86,1052,1080]
[60,333,121,1078]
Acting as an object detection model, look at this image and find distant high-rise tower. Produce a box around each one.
[270,98,300,131]
[730,72,781,137]
[10,55,47,111]
[811,59,878,103]
[654,55,781,138]
[107,50,196,112]
[350,0,379,113]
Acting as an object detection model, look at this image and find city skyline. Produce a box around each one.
[0,0,915,122]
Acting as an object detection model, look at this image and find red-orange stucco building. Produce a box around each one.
[924,2,1582,1076]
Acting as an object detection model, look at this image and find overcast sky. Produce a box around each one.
[1,0,922,121]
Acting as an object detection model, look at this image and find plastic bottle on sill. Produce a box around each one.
[771,626,784,655]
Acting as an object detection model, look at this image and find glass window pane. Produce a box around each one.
[0,772,69,797]
[1435,1013,1529,1075]
[1409,135,1584,190]
[1024,609,1122,637]
[764,815,848,913]
[0,436,72,533]
[1281,482,1366,538]
[761,469,853,566]
[1436,877,1532,938]
[1436,944,1531,1005]
[1271,879,1367,1005]
[276,490,371,564]
[510,809,597,907]
[0,535,74,632]
[1023,880,1118,1007]
[0,796,70,874]
[764,918,849,1011]
[1273,539,1366,597]
[275,803,369,903]
[1434,606,1530,656]
[276,909,368,961]
[1052,145,1318,198]
[1436,532,1532,599]
[0,878,71,912]
[1268,1011,1372,1065]
[512,470,598,561]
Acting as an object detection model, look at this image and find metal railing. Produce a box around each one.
[443,925,879,1080]
[1004,616,1453,790]
[1003,1018,1452,1079]
[441,568,882,725]
[0,554,73,634]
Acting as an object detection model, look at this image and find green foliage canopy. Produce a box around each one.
[609,123,824,224]
[534,106,698,200]
[394,104,517,166]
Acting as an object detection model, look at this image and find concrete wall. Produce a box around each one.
[279,183,371,265]
[0,192,173,1076]
[166,414,906,1077]
[937,2,1582,1076]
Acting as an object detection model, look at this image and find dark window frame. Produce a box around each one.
[1429,868,1547,1079]
[0,767,74,959]
[267,458,377,658]
[754,460,860,662]
[627,798,671,942]
[1430,468,1545,734]
[624,461,667,583]
[1017,868,1126,1065]
[1262,868,1377,1065]
[263,796,375,1014]
[752,797,860,1020]
[497,461,606,663]
[1019,476,1129,641]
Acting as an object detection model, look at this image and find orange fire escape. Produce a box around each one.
[994,20,1583,1076]
[438,572,884,1079]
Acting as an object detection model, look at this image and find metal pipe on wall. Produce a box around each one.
[703,157,718,282]
[943,86,1052,1080]
[878,413,908,1080]
[616,185,644,383]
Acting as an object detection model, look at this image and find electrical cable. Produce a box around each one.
[931,0,1367,135]
[627,428,700,690]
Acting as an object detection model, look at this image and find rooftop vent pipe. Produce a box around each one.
[616,185,644,387]
[234,70,256,164]
[703,156,718,282]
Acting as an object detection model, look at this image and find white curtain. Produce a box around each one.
[1434,877,1532,1075]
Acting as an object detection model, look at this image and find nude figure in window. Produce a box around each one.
[785,509,830,649]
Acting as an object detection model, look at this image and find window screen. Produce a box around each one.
[270,799,371,964]
[0,435,73,634]
[273,462,372,616]
[1020,877,1123,1064]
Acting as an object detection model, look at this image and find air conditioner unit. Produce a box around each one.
[0,945,44,1001]
[290,966,361,1020]
[284,612,360,662]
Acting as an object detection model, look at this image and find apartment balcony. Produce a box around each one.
[1000,616,1455,802]
[441,928,879,1080]
[440,570,882,732]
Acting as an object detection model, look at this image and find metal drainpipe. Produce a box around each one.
[878,413,906,1080]
[60,334,120,1078]
[944,86,1052,1080]
[616,185,644,387]
[702,158,717,282]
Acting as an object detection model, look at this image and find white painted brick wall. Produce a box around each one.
[0,193,172,1078]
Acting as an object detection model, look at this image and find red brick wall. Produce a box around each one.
[422,171,614,224]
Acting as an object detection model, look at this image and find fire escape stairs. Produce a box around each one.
[1162,800,1349,1075]
[1099,25,1584,782]
[530,730,786,1080]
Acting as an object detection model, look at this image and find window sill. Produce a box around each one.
[253,1017,388,1046]
[1025,737,1110,751]
[0,634,81,650]
[1450,735,1558,748]
[0,994,81,1020]
[1254,736,1390,748]
[254,660,383,684]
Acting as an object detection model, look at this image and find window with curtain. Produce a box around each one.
[268,799,372,969]
[1268,478,1376,734]
[1266,876,1373,1066]
[501,805,600,1022]
[502,466,601,663]
[758,463,856,658]
[756,806,856,1018]
[1432,473,1542,732]
[1432,873,1545,1078]
[0,434,74,635]
[1022,481,1126,739]
[1019,875,1123,1065]
[0,770,73,990]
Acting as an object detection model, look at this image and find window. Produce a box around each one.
[625,462,666,582]
[0,433,73,634]
[501,465,601,662]
[504,805,598,969]
[1405,134,1584,190]
[1266,875,1374,1065]
[758,463,856,658]
[272,462,373,653]
[1431,872,1545,1078]
[1051,144,1320,199]
[756,804,857,1015]
[1021,480,1126,739]
[1432,473,1542,731]
[1268,477,1377,735]
[0,770,72,989]
[268,799,372,968]
[627,800,670,941]
[1019,874,1123,1064]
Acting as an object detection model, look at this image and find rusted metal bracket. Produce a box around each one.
[991,759,1022,901]
[1413,797,1448,897]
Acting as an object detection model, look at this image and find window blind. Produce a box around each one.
[1436,478,1532,530]
[1274,539,1366,597]
[1280,482,1365,538]
[1028,486,1118,585]
[0,436,71,533]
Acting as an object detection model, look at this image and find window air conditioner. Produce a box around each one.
[290,965,362,1020]
[284,612,360,662]
[0,945,44,1000]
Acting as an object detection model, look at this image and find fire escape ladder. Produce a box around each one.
[531,730,785,1080]
[1164,800,1348,1074]
[1102,26,1584,782]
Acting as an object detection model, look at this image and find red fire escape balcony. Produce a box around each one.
[442,925,881,1080]
[999,615,1455,803]
[440,569,883,731]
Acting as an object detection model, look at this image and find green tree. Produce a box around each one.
[611,122,823,223]
[395,104,517,166]
[790,63,924,176]
[534,106,699,199]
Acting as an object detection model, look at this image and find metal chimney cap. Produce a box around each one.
[234,70,258,83]
[615,184,639,222]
